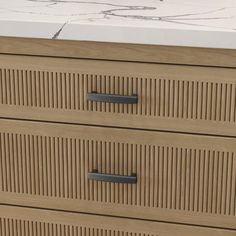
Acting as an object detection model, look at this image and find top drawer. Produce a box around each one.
[0,54,236,136]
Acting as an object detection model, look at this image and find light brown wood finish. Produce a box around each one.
[0,205,235,236]
[0,54,236,136]
[1,36,236,234]
[0,119,235,229]
[0,36,236,68]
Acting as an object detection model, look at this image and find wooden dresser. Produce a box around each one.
[0,37,235,236]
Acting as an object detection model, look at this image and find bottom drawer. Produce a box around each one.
[0,205,235,236]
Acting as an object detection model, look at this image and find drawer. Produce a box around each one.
[0,54,236,136]
[0,119,235,229]
[0,205,235,236]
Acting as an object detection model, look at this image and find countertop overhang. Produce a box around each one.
[0,0,236,49]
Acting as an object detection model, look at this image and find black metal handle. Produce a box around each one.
[88,170,137,184]
[87,92,138,104]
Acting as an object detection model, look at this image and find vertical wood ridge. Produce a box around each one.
[0,131,235,217]
[0,68,235,123]
[0,217,158,236]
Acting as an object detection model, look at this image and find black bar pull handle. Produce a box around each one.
[88,170,137,184]
[87,92,138,104]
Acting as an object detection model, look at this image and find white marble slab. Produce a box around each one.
[0,0,236,49]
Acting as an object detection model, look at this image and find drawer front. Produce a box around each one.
[0,119,235,229]
[0,55,236,136]
[0,205,235,236]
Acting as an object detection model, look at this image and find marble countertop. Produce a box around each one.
[0,0,236,49]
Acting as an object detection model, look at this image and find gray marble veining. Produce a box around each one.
[0,0,236,48]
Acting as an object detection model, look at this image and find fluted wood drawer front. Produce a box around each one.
[0,120,235,228]
[1,206,235,236]
[0,55,236,136]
